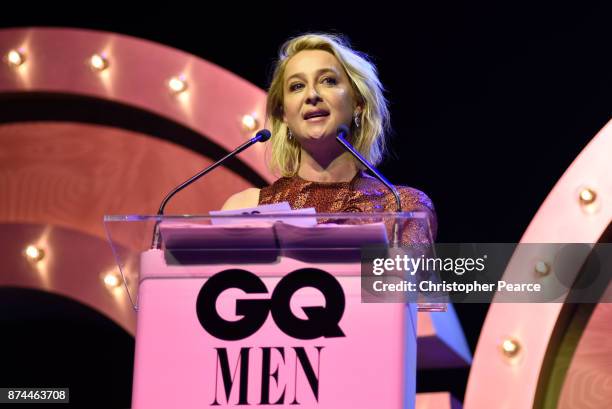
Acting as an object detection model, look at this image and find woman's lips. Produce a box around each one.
[303,109,330,120]
[305,115,329,122]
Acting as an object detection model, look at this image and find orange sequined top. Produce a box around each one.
[259,171,437,243]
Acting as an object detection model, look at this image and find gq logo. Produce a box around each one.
[196,268,345,340]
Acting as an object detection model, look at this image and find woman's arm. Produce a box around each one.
[220,188,261,210]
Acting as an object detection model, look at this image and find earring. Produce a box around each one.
[353,112,361,128]
[287,128,293,140]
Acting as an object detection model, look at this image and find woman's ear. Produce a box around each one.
[354,102,364,116]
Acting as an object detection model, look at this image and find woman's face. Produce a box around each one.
[282,50,360,147]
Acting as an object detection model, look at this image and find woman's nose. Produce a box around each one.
[305,85,322,104]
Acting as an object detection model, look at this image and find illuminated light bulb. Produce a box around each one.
[168,75,188,94]
[6,49,26,68]
[500,338,521,359]
[578,187,599,214]
[534,261,550,276]
[241,114,258,131]
[90,53,109,72]
[103,271,122,290]
[24,245,45,262]
[579,188,596,205]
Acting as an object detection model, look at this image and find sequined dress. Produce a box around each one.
[259,171,437,243]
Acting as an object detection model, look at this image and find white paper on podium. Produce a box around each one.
[209,202,317,227]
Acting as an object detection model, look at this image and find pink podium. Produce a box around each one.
[104,213,435,409]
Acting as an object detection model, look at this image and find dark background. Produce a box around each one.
[1,3,610,407]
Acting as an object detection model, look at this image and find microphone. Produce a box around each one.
[151,129,271,249]
[336,125,403,246]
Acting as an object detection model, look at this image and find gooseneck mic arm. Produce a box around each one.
[336,125,403,246]
[336,125,402,212]
[151,129,271,249]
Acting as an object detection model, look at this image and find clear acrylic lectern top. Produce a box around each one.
[103,212,444,312]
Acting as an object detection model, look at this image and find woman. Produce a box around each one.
[222,33,436,242]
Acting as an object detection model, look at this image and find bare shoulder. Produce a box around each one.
[221,188,261,210]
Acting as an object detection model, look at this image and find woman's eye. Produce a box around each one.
[322,77,337,85]
[289,83,304,92]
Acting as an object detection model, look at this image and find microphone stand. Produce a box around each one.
[336,125,403,247]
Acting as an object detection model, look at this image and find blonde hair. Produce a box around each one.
[266,33,390,176]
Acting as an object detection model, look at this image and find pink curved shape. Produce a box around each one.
[557,303,612,409]
[464,119,612,408]
[0,27,275,341]
[0,223,135,335]
[0,122,255,241]
[0,27,274,183]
